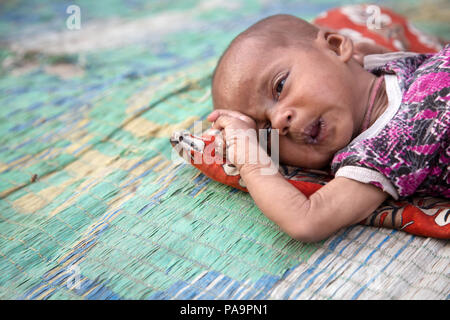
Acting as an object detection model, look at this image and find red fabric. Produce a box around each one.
[313,5,442,53]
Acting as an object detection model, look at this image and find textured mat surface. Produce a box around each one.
[0,0,448,299]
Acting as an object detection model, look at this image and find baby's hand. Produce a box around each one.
[207,109,265,170]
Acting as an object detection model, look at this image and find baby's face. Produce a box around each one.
[212,35,361,169]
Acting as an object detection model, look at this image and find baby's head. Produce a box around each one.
[212,14,371,169]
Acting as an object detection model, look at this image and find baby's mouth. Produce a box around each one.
[304,117,326,144]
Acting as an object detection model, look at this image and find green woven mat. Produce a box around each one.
[0,0,448,299]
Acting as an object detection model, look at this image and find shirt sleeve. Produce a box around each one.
[334,165,399,199]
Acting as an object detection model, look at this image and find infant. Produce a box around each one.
[207,14,449,241]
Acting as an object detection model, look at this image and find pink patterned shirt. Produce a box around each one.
[331,45,449,199]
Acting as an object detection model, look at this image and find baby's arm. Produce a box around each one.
[240,164,388,242]
[209,109,389,242]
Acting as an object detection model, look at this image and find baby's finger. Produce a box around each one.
[208,109,254,125]
[207,110,220,122]
[210,114,234,131]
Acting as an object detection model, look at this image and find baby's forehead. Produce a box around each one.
[229,33,285,57]
[213,45,272,113]
[218,40,268,84]
[220,36,280,78]
[215,36,289,106]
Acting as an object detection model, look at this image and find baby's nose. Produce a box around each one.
[271,109,293,136]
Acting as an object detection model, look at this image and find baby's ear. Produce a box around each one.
[320,30,354,63]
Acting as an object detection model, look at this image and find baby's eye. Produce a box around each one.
[276,79,285,95]
[273,74,288,100]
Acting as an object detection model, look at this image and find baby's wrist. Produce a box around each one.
[235,142,272,170]
[228,139,268,169]
[239,160,277,179]
[240,163,264,179]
